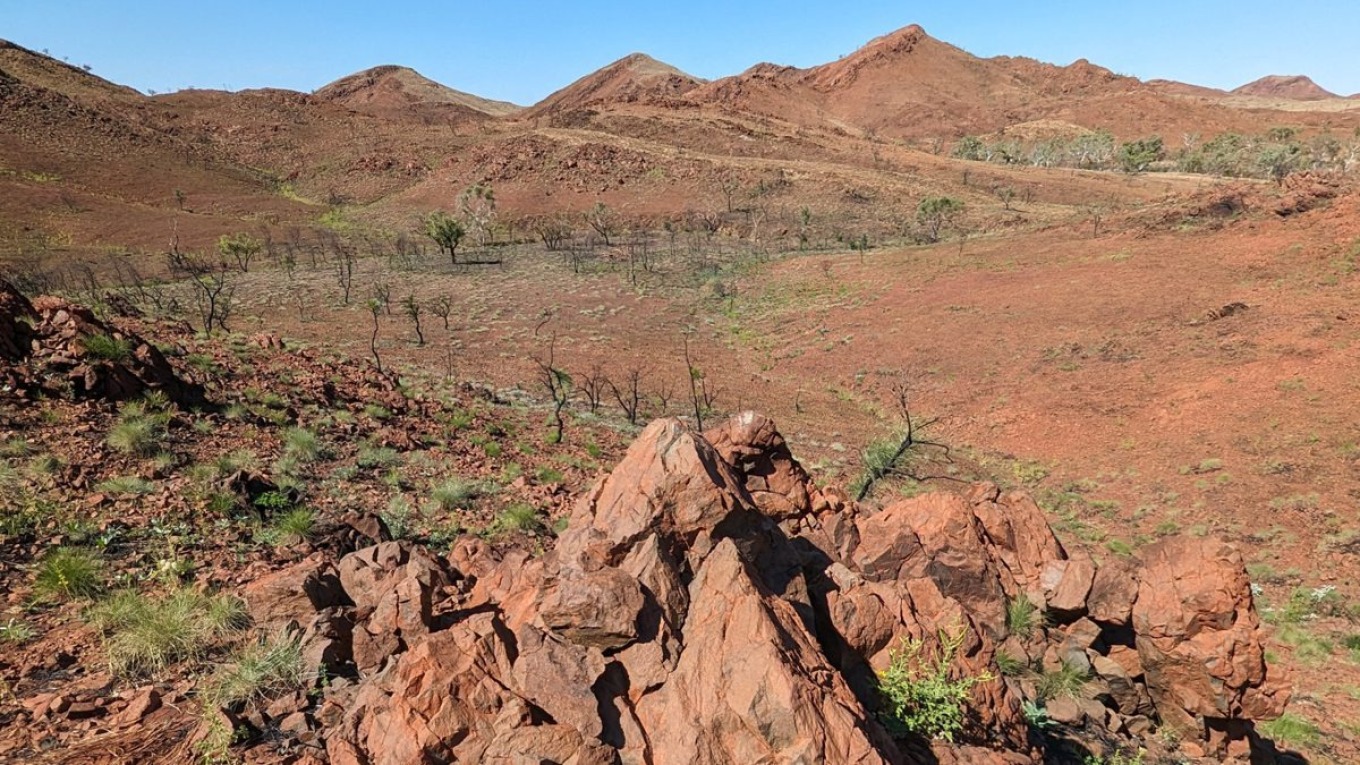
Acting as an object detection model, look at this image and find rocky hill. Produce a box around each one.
[315,65,520,122]
[1233,75,1339,101]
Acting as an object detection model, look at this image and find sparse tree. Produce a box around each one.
[586,202,618,247]
[607,367,645,425]
[853,381,954,502]
[534,216,572,251]
[1116,136,1165,174]
[333,243,356,305]
[534,332,572,443]
[577,363,608,414]
[167,250,234,334]
[430,295,452,330]
[916,196,965,243]
[371,282,393,316]
[682,335,719,430]
[423,212,465,266]
[217,233,262,273]
[366,299,383,372]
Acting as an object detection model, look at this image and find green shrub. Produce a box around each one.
[536,467,564,484]
[82,334,131,362]
[87,589,247,676]
[1083,749,1146,765]
[489,503,543,536]
[0,618,36,643]
[381,495,417,539]
[1,437,35,458]
[995,652,1028,677]
[107,403,170,457]
[356,445,401,470]
[257,508,315,547]
[34,546,103,601]
[1021,699,1054,730]
[877,627,994,742]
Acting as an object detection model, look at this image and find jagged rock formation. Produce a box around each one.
[0,279,204,405]
[236,412,1287,764]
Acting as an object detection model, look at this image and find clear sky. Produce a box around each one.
[4,1,1358,103]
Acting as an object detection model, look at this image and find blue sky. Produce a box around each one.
[4,1,1358,103]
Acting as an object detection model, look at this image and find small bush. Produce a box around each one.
[1083,749,1146,765]
[263,506,311,541]
[0,618,36,643]
[381,495,417,539]
[34,546,103,601]
[536,467,564,484]
[995,652,1028,677]
[490,503,543,536]
[107,404,170,457]
[356,445,401,470]
[82,334,132,362]
[88,588,248,677]
[362,404,392,421]
[0,437,35,458]
[877,627,994,742]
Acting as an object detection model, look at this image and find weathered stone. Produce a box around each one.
[242,558,345,627]
[540,566,645,651]
[1132,537,1291,738]
[1087,559,1139,626]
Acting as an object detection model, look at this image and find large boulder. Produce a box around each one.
[635,539,897,765]
[1131,537,1291,743]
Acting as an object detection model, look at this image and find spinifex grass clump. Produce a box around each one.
[87,588,248,677]
[34,546,104,601]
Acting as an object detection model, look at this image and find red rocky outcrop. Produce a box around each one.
[0,279,204,405]
[314,413,1288,765]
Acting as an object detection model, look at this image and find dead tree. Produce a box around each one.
[607,367,645,425]
[167,250,235,334]
[372,282,393,316]
[577,363,608,414]
[366,299,383,372]
[333,243,356,305]
[534,332,572,444]
[854,382,954,502]
[682,336,718,430]
[402,294,424,346]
